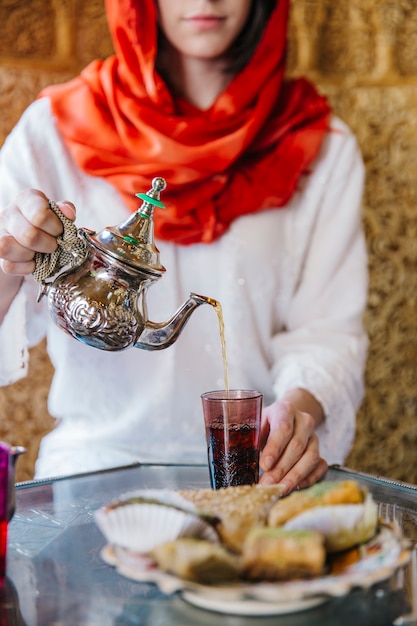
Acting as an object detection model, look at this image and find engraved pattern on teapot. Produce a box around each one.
[48,250,148,350]
[36,178,215,351]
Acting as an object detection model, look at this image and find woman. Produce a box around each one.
[0,0,368,490]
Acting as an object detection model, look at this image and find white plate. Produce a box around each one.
[181,589,325,615]
[100,524,412,616]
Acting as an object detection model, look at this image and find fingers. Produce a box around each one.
[56,200,76,222]
[271,410,316,479]
[0,214,37,275]
[0,256,37,276]
[260,434,327,492]
[297,457,328,490]
[260,401,296,471]
[0,189,76,276]
[16,189,76,236]
[260,401,315,474]
[259,400,326,494]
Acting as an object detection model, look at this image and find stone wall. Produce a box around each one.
[0,0,416,483]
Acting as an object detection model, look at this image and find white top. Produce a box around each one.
[0,98,368,479]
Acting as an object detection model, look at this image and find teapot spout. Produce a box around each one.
[135,292,215,351]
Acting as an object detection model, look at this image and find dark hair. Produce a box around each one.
[223,0,277,74]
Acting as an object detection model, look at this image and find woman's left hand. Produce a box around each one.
[258,398,328,494]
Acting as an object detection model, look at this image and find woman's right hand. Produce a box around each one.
[0,189,76,276]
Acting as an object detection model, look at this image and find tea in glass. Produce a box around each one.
[201,390,262,490]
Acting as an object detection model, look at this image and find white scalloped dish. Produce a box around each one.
[94,488,219,554]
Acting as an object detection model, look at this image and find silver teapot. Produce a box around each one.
[40,177,215,351]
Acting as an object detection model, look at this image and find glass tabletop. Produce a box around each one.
[2,464,416,626]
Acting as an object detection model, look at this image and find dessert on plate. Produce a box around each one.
[95,480,381,584]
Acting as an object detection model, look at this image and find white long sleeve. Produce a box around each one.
[0,99,367,477]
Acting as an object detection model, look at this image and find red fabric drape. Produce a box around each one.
[40,0,331,245]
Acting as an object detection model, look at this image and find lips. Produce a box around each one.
[184,13,225,20]
[184,14,226,29]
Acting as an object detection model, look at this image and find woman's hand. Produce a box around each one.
[258,390,328,494]
[0,188,76,276]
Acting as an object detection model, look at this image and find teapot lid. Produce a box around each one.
[89,177,167,277]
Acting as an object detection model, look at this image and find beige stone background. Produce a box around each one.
[0,0,416,483]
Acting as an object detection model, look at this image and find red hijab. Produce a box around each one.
[40,0,331,245]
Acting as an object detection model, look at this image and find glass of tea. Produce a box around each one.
[201,389,263,490]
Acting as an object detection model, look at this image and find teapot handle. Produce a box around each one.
[33,200,88,301]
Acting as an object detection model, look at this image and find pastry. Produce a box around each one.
[151,538,240,584]
[241,527,326,581]
[179,483,285,553]
[268,481,378,552]
[268,480,366,526]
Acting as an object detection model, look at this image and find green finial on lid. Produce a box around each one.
[135,177,166,217]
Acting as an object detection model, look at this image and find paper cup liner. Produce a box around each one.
[94,489,219,554]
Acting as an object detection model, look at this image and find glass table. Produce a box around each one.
[1,464,416,626]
